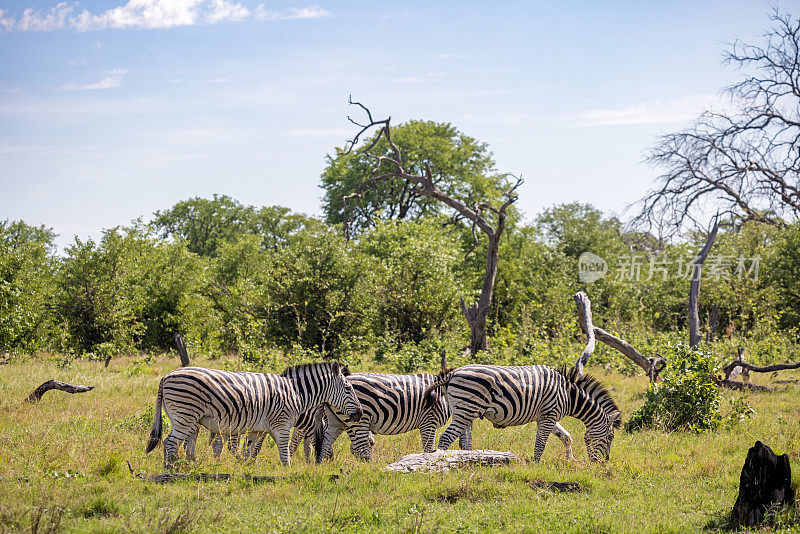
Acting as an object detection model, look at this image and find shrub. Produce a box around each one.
[627,343,723,432]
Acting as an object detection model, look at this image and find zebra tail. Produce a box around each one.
[313,407,326,464]
[145,378,165,454]
[422,370,454,410]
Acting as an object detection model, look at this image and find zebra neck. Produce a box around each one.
[289,376,330,412]
[567,385,607,427]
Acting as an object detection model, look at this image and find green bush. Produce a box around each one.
[627,343,723,432]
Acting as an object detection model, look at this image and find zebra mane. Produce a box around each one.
[558,365,621,426]
[280,361,350,378]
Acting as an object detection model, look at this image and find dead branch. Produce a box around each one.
[723,347,800,384]
[689,215,719,348]
[174,333,190,367]
[25,380,94,403]
[573,292,665,381]
[385,450,518,473]
[573,292,595,376]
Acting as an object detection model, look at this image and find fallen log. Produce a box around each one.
[718,347,799,392]
[126,461,288,484]
[528,480,583,492]
[25,380,94,403]
[385,450,518,473]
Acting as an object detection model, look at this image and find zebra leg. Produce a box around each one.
[183,427,199,461]
[228,434,241,458]
[242,432,265,461]
[319,407,347,462]
[458,422,473,450]
[272,426,292,466]
[289,427,304,458]
[163,428,190,468]
[437,408,481,451]
[552,422,574,460]
[533,418,557,462]
[210,432,224,458]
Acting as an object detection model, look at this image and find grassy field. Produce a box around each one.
[0,353,798,533]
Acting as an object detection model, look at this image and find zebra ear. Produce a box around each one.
[608,411,622,428]
[331,361,350,376]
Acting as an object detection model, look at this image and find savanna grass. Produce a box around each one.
[0,353,797,533]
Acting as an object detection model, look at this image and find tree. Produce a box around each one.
[0,220,57,353]
[637,10,800,235]
[335,100,521,355]
[152,195,313,256]
[151,194,253,256]
[359,220,467,345]
[322,119,508,234]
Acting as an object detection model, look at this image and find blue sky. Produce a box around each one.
[0,0,780,249]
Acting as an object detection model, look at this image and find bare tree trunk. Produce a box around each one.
[573,291,595,376]
[706,303,720,343]
[689,217,720,348]
[174,333,190,367]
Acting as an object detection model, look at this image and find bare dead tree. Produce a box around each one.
[689,216,720,347]
[634,10,800,235]
[341,98,522,355]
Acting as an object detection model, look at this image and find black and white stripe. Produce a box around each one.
[145,362,362,466]
[316,372,451,461]
[426,364,621,461]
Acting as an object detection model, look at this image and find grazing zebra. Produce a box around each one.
[145,362,363,467]
[209,404,326,462]
[315,372,451,462]
[424,364,621,462]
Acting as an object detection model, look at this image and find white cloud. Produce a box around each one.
[577,95,719,127]
[392,76,424,84]
[254,5,330,21]
[60,69,129,91]
[0,1,329,32]
[0,9,17,31]
[288,128,350,137]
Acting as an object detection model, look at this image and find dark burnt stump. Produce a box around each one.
[731,441,795,528]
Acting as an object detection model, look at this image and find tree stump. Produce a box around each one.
[731,441,795,528]
[385,450,518,473]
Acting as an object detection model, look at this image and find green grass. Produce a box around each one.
[0,353,798,533]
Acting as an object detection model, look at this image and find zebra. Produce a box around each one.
[424,364,621,462]
[207,404,326,462]
[314,372,451,462]
[144,362,363,467]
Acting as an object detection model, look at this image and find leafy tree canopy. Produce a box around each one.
[321,120,511,234]
[151,195,313,256]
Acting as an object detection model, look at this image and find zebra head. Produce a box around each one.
[325,362,363,423]
[584,410,621,462]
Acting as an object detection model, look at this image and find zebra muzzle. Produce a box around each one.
[348,408,363,422]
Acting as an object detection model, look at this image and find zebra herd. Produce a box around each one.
[145,361,621,467]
